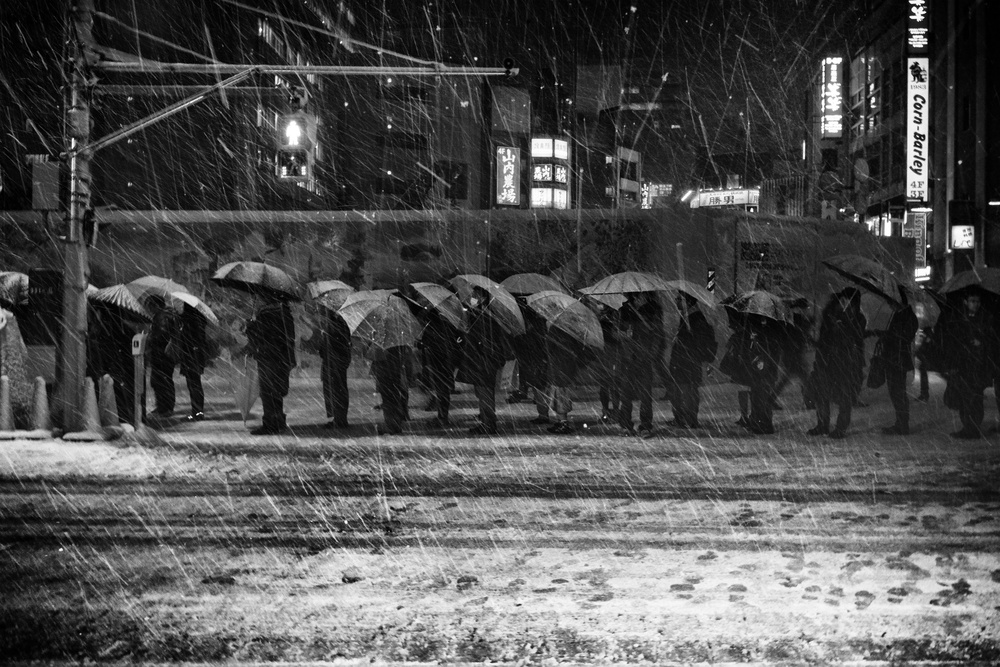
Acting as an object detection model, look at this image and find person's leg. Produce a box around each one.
[431,363,451,422]
[970,388,985,434]
[884,369,909,433]
[149,357,175,414]
[832,392,852,436]
[381,369,407,433]
[321,358,335,419]
[671,383,693,426]
[638,369,654,431]
[531,384,550,422]
[474,380,498,432]
[748,382,774,433]
[331,364,350,425]
[185,372,204,416]
[811,378,831,433]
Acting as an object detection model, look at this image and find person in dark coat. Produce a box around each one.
[89,305,143,426]
[807,288,866,439]
[318,310,352,428]
[593,303,622,423]
[545,325,591,434]
[458,287,513,435]
[512,305,551,424]
[743,314,784,435]
[667,294,717,428]
[617,292,666,434]
[246,295,296,435]
[941,288,998,438]
[874,291,919,435]
[369,344,409,435]
[146,296,178,417]
[417,308,461,427]
[177,303,208,421]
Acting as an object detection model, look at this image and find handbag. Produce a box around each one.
[866,341,886,389]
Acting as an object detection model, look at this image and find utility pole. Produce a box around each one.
[59,0,95,432]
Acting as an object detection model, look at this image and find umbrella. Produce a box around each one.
[940,266,1000,296]
[171,291,219,325]
[580,292,627,310]
[500,272,569,296]
[525,291,604,349]
[126,275,191,306]
[579,271,673,295]
[407,282,467,332]
[89,284,153,323]
[662,279,718,309]
[822,254,908,306]
[0,271,29,309]
[211,261,302,302]
[338,291,423,349]
[449,274,526,336]
[723,290,791,325]
[306,279,354,300]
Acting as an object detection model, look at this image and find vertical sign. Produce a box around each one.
[495,146,520,206]
[905,0,930,203]
[820,57,844,138]
[903,210,927,267]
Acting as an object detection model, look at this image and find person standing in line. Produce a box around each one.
[369,344,409,435]
[617,291,666,435]
[90,304,143,425]
[319,308,352,428]
[458,287,513,435]
[807,288,866,439]
[544,325,590,434]
[512,305,552,425]
[418,308,461,427]
[594,302,622,424]
[942,288,998,438]
[176,303,208,421]
[667,293,717,429]
[874,289,920,436]
[742,314,783,435]
[913,324,931,402]
[147,296,177,417]
[246,294,296,435]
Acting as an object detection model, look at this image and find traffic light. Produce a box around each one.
[276,113,317,181]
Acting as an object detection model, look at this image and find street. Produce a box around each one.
[1,368,999,664]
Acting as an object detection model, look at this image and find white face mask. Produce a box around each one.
[469,297,481,309]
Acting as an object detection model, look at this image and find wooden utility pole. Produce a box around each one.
[58,0,95,432]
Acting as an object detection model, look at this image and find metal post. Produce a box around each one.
[58,0,95,432]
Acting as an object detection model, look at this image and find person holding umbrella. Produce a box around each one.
[245,293,296,435]
[458,286,514,435]
[940,288,998,438]
[616,291,666,435]
[177,302,209,422]
[416,306,461,428]
[318,307,352,429]
[368,343,410,435]
[146,295,178,418]
[872,290,919,436]
[667,292,717,429]
[807,288,866,439]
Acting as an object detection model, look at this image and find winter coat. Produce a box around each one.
[942,309,998,392]
[177,307,208,375]
[720,318,782,388]
[319,311,352,368]
[546,325,590,387]
[814,296,867,401]
[876,306,918,372]
[458,307,513,387]
[247,301,296,372]
[668,309,717,385]
[618,300,666,377]
[511,308,549,388]
[147,308,178,359]
[419,313,461,375]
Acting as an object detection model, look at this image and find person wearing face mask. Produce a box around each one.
[941,288,998,438]
[457,287,513,435]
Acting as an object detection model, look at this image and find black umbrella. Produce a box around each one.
[212,261,302,302]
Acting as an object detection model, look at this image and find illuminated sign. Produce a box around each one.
[531,137,569,160]
[903,210,928,267]
[531,187,568,210]
[554,164,568,184]
[533,164,553,182]
[905,57,930,202]
[553,139,569,160]
[689,189,760,209]
[907,0,929,54]
[641,182,651,209]
[495,146,520,206]
[821,57,844,138]
[951,225,974,250]
[531,137,553,157]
